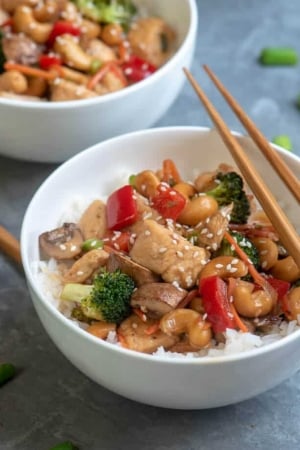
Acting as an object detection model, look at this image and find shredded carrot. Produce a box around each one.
[118,41,130,62]
[229,302,249,333]
[223,231,277,304]
[4,62,57,81]
[133,308,147,322]
[144,322,160,335]
[87,61,127,90]
[162,159,182,185]
[177,289,198,309]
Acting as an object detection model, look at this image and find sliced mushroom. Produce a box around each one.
[118,315,178,354]
[39,223,83,260]
[106,251,160,286]
[131,282,187,318]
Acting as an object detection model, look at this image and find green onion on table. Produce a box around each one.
[0,363,15,386]
[258,47,298,65]
[48,441,79,450]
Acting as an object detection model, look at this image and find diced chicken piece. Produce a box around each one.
[101,70,125,93]
[131,282,187,318]
[127,193,163,236]
[2,33,42,65]
[118,315,178,354]
[195,205,233,251]
[79,200,107,240]
[127,17,176,67]
[106,252,160,286]
[50,79,98,101]
[129,220,209,289]
[63,248,109,283]
[82,38,117,63]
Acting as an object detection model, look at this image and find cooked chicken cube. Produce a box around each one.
[63,248,109,283]
[194,205,233,251]
[79,200,107,240]
[127,17,176,67]
[2,33,42,65]
[118,315,178,353]
[50,79,97,101]
[129,220,209,289]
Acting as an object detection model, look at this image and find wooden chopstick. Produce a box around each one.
[203,64,300,204]
[0,225,22,265]
[183,67,300,269]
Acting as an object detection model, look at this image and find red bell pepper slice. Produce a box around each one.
[199,275,236,334]
[121,55,157,83]
[39,54,62,70]
[106,185,138,231]
[47,21,81,47]
[262,277,290,300]
[151,184,186,221]
[103,230,131,253]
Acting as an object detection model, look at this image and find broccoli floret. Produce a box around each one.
[205,172,251,224]
[0,31,6,74]
[61,269,135,323]
[72,0,137,25]
[216,231,260,269]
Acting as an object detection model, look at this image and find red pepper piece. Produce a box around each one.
[199,275,236,333]
[103,230,131,253]
[151,184,186,221]
[39,54,62,70]
[262,277,290,300]
[47,21,81,47]
[106,185,138,231]
[121,55,157,82]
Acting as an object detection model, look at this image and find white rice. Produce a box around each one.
[33,258,300,359]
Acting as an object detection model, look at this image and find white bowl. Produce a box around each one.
[21,127,300,409]
[0,0,197,163]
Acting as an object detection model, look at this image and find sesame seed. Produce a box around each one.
[59,244,66,250]
[203,313,208,320]
[261,261,268,268]
[70,245,77,251]
[159,247,167,253]
[229,267,238,273]
[176,251,184,258]
[144,230,151,236]
[206,233,213,239]
[200,228,208,235]
[143,212,152,220]
[216,229,223,236]
[113,243,120,250]
[193,251,199,258]
[76,270,84,276]
[215,263,224,269]
[231,258,239,264]
[178,266,184,272]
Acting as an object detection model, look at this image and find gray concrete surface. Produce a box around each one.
[1,0,300,448]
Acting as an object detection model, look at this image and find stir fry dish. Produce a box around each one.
[38,159,300,355]
[0,0,176,101]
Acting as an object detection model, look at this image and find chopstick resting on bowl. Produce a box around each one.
[0,225,22,265]
[203,64,300,204]
[183,67,300,269]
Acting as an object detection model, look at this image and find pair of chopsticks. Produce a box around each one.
[184,66,300,269]
[0,225,21,266]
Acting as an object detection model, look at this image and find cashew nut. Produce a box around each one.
[134,170,160,199]
[81,19,101,40]
[251,237,278,270]
[160,309,212,349]
[101,23,123,46]
[0,70,28,94]
[33,0,61,23]
[13,5,52,44]
[178,194,219,226]
[232,280,274,318]
[173,182,196,199]
[54,34,94,72]
[270,256,300,283]
[199,255,248,280]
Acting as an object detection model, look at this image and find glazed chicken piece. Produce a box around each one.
[63,248,109,283]
[131,282,187,318]
[79,200,107,241]
[50,79,97,101]
[2,34,42,65]
[127,17,176,67]
[129,220,209,289]
[118,315,178,353]
[82,38,117,63]
[193,205,233,251]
